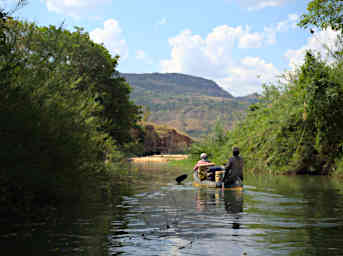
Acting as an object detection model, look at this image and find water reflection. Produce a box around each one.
[195,189,243,231]
[223,190,243,214]
[223,190,243,230]
[4,162,343,256]
[0,184,134,256]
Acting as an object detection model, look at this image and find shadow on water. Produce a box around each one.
[243,174,343,256]
[0,183,135,256]
[293,176,343,256]
[3,162,343,256]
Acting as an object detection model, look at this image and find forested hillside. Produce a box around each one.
[121,73,233,98]
[122,73,259,138]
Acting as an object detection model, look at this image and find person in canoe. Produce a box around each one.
[193,153,211,171]
[176,153,213,184]
[222,147,244,185]
[193,153,215,180]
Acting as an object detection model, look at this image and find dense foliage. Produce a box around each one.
[299,0,343,31]
[190,51,343,176]
[0,5,142,215]
[188,0,343,176]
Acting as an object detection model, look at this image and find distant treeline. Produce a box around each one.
[189,0,343,177]
[0,3,143,216]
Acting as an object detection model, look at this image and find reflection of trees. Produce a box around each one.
[297,176,343,255]
[195,189,244,229]
[0,184,134,256]
[245,174,343,255]
[54,185,134,256]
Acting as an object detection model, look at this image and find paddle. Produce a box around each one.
[175,174,188,184]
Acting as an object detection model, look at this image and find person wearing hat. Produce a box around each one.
[222,147,244,184]
[193,153,211,172]
[193,152,215,181]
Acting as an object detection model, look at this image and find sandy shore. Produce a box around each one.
[129,154,189,163]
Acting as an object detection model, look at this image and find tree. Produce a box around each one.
[297,52,343,172]
[0,16,142,214]
[6,21,142,145]
[299,0,343,31]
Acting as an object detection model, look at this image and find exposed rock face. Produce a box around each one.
[143,124,193,155]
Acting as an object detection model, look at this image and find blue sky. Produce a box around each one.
[2,0,339,96]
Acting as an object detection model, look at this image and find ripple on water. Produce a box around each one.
[106,173,343,256]
[4,169,343,256]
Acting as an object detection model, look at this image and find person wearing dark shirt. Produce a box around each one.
[223,147,243,184]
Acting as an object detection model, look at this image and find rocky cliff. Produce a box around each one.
[142,123,193,155]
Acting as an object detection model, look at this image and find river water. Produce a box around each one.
[2,162,343,256]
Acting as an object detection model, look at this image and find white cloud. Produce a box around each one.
[42,0,110,17]
[160,22,287,96]
[276,13,298,31]
[161,25,270,77]
[161,14,298,78]
[264,13,299,44]
[136,50,153,64]
[90,19,128,60]
[157,17,167,25]
[227,0,291,11]
[136,50,146,60]
[226,0,292,11]
[248,0,282,11]
[216,57,279,96]
[285,28,340,70]
[239,31,264,48]
[161,29,212,76]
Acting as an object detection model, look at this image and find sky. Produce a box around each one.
[1,0,340,96]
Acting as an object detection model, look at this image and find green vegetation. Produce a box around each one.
[299,0,343,31]
[0,3,142,216]
[123,73,259,138]
[122,72,234,99]
[5,0,343,217]
[188,0,343,177]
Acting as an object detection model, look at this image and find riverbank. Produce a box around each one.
[129,154,189,163]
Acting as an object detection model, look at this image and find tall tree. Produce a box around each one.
[0,16,142,213]
[6,21,142,145]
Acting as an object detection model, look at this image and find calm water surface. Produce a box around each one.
[2,162,343,256]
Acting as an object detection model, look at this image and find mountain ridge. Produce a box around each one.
[121,72,234,98]
[122,72,259,138]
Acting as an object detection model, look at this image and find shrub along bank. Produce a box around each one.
[189,52,343,177]
[0,6,142,216]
